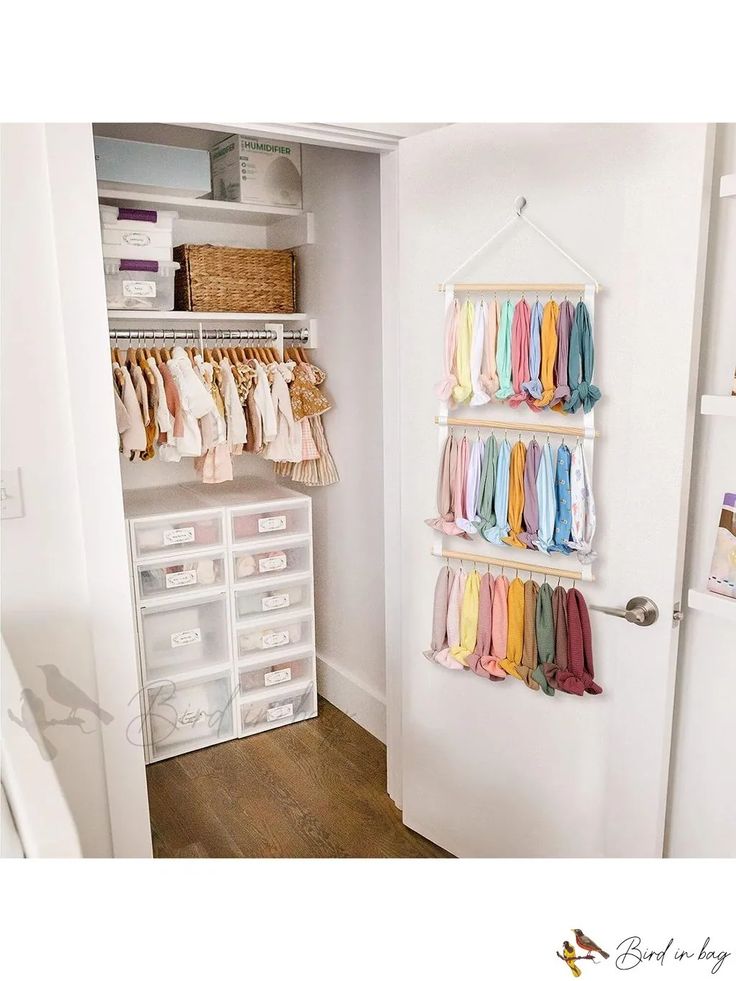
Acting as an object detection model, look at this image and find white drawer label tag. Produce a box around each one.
[163,526,195,546]
[122,231,152,246]
[262,630,289,649]
[165,570,198,589]
[122,280,156,297]
[258,554,287,573]
[262,593,290,612]
[264,667,292,687]
[171,628,202,648]
[258,515,287,533]
[267,702,294,722]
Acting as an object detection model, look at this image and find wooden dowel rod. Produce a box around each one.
[440,282,593,293]
[436,416,598,438]
[437,548,584,582]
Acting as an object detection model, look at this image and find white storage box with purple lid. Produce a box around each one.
[104,257,180,311]
[100,205,177,261]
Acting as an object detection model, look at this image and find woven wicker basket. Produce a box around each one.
[173,244,296,314]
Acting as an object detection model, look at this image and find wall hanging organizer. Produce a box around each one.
[430,197,601,597]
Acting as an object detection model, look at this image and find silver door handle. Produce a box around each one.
[589,596,659,626]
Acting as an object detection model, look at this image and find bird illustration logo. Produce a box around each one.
[39,664,113,725]
[557,929,609,975]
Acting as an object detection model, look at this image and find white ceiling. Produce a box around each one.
[338,123,449,138]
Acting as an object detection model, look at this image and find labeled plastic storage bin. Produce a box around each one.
[233,576,311,620]
[139,593,230,680]
[100,205,177,261]
[136,551,227,601]
[100,205,178,231]
[235,611,313,659]
[146,669,235,761]
[231,538,311,585]
[239,681,317,736]
[230,500,310,544]
[104,257,180,311]
[238,649,314,695]
[131,510,224,559]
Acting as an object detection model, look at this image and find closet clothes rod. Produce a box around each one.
[440,282,591,293]
[436,416,599,439]
[435,547,585,582]
[107,327,310,342]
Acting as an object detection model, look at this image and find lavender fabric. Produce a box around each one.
[519,438,541,549]
[551,299,574,408]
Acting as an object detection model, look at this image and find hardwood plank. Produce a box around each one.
[146,697,450,859]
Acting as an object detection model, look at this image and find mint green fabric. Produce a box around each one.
[475,434,498,540]
[495,300,515,400]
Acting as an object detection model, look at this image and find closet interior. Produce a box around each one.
[93,124,386,776]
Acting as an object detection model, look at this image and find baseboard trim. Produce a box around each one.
[316,654,386,744]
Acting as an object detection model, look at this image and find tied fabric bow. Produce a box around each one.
[435,300,459,403]
[565,300,601,413]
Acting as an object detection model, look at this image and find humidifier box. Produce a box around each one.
[210,135,302,208]
[94,136,212,198]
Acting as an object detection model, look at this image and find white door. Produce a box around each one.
[395,123,714,858]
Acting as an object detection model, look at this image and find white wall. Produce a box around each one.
[299,145,387,739]
[0,124,151,857]
[666,124,736,858]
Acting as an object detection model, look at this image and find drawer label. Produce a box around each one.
[258,554,287,573]
[264,667,292,687]
[122,279,156,298]
[262,630,289,649]
[171,628,202,648]
[262,592,290,612]
[258,515,287,533]
[266,702,294,723]
[122,231,152,246]
[162,526,195,546]
[165,570,198,589]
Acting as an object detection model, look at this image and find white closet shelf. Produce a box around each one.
[720,174,736,198]
[687,589,736,622]
[107,310,308,322]
[700,395,736,417]
[98,186,305,225]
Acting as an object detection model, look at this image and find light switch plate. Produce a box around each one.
[1,468,24,519]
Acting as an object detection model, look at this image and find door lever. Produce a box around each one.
[589,596,659,626]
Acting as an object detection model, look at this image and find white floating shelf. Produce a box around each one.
[98,186,304,225]
[687,589,736,622]
[701,395,736,417]
[107,310,307,322]
[720,174,736,198]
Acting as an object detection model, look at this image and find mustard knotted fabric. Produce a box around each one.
[502,439,527,549]
[534,299,559,408]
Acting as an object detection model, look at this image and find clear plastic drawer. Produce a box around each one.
[238,650,315,696]
[239,681,317,737]
[131,510,224,559]
[139,593,230,681]
[233,576,312,620]
[235,611,314,660]
[230,500,310,545]
[231,538,311,585]
[136,551,227,601]
[146,670,235,762]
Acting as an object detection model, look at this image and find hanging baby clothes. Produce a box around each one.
[509,298,532,408]
[550,443,572,554]
[475,434,497,541]
[485,438,511,546]
[114,362,147,455]
[457,437,484,535]
[499,576,524,680]
[480,299,499,400]
[531,582,556,696]
[550,299,574,411]
[275,360,339,487]
[567,441,596,563]
[263,362,301,463]
[435,299,459,403]
[490,574,509,678]
[451,569,480,665]
[193,355,232,484]
[470,301,491,406]
[556,588,602,695]
[519,438,541,549]
[452,300,474,405]
[517,579,540,691]
[147,357,172,442]
[495,300,515,400]
[565,300,601,414]
[165,347,218,459]
[522,300,544,405]
[533,440,556,553]
[252,358,277,444]
[535,299,559,408]
[503,439,527,549]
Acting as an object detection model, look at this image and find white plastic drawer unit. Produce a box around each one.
[239,680,317,737]
[231,537,311,585]
[230,499,310,545]
[131,509,224,559]
[233,575,312,620]
[136,551,227,601]
[139,593,231,681]
[145,669,236,763]
[238,649,315,696]
[235,610,314,660]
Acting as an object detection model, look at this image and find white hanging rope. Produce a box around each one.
[440,199,600,291]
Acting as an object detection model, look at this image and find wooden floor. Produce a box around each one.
[147,697,451,858]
